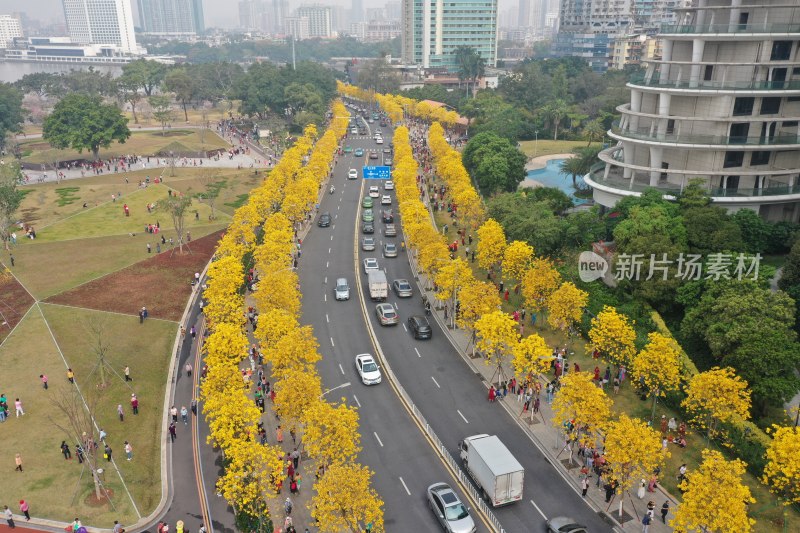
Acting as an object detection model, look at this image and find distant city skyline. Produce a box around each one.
[3,0,471,29]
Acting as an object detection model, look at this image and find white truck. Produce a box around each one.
[367,270,388,301]
[459,434,524,507]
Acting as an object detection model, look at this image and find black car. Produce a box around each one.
[408,315,432,339]
[318,212,332,227]
[362,222,375,234]
[382,210,394,223]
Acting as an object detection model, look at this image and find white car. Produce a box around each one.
[384,181,394,190]
[381,195,392,206]
[355,353,382,385]
[363,257,380,274]
[369,186,380,198]
[376,137,384,144]
[348,168,358,180]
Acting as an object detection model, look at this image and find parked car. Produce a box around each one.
[426,483,476,533]
[375,303,399,325]
[362,236,376,251]
[334,278,350,301]
[408,315,432,339]
[355,353,381,385]
[392,279,413,298]
[317,212,331,227]
[383,243,398,258]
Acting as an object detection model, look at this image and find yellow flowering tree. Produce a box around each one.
[502,240,534,282]
[763,425,800,506]
[631,332,681,420]
[434,257,474,327]
[312,463,385,533]
[551,372,612,449]
[476,218,507,271]
[512,333,551,380]
[682,367,751,439]
[474,310,520,384]
[546,282,588,335]
[588,306,636,369]
[604,414,667,519]
[457,279,502,334]
[273,368,323,432]
[672,449,755,533]
[303,400,361,468]
[520,258,562,317]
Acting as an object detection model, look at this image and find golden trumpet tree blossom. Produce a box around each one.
[631,332,681,419]
[502,240,534,281]
[672,449,755,533]
[303,400,361,468]
[474,310,519,368]
[546,282,588,333]
[512,333,552,379]
[520,258,562,314]
[476,218,507,271]
[457,280,501,331]
[551,371,612,445]
[312,463,385,533]
[588,306,637,369]
[763,425,800,505]
[682,367,751,437]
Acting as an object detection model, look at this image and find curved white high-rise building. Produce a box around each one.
[585,0,800,221]
[62,0,137,53]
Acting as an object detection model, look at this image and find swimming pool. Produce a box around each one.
[525,158,590,205]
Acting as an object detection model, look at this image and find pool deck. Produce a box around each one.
[520,153,575,189]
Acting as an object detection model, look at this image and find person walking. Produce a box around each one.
[185,363,193,377]
[180,406,188,425]
[18,500,29,521]
[40,374,48,390]
[581,476,590,497]
[276,425,284,444]
[14,398,23,417]
[118,404,124,422]
[14,453,22,472]
[104,443,112,462]
[170,405,178,423]
[61,441,72,460]
[124,366,132,382]
[660,501,670,524]
[4,505,15,528]
[642,512,651,532]
[190,398,197,416]
[124,441,133,461]
[131,394,139,415]
[67,368,75,384]
[169,422,177,443]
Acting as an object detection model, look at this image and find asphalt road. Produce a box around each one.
[309,114,614,533]
[296,119,491,533]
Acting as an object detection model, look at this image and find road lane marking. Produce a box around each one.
[324,277,327,284]
[332,224,336,230]
[330,337,335,347]
[324,294,327,302]
[431,376,440,388]
[329,247,331,254]
[530,500,547,520]
[394,302,398,310]
[353,394,361,407]
[338,363,345,375]
[326,314,330,323]
[326,261,329,268]
[399,477,411,496]
[402,323,407,332]
[374,432,384,447]
[414,347,421,358]
[331,235,333,240]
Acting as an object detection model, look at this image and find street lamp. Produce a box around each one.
[319,382,351,399]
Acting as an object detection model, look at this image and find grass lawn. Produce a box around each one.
[518,139,601,159]
[124,103,239,129]
[431,207,797,532]
[0,304,173,526]
[11,223,226,299]
[19,129,230,165]
[30,184,227,242]
[157,168,262,216]
[40,303,177,522]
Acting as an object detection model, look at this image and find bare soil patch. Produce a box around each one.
[45,230,223,321]
[0,272,35,343]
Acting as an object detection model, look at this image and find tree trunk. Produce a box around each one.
[554,123,559,141]
[618,497,624,518]
[131,101,138,124]
[182,101,188,122]
[92,146,100,161]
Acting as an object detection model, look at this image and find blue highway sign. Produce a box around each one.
[363,166,391,179]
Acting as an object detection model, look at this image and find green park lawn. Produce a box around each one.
[518,139,601,159]
[11,223,226,299]
[19,129,230,165]
[0,304,175,525]
[433,208,797,532]
[27,184,226,242]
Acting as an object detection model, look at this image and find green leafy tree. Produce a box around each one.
[581,118,605,145]
[732,209,772,254]
[682,280,800,413]
[462,132,526,194]
[157,194,193,254]
[0,84,24,152]
[14,72,66,98]
[121,59,166,96]
[541,99,569,140]
[164,69,195,122]
[486,193,566,256]
[149,95,173,135]
[117,75,143,124]
[679,182,744,254]
[780,240,800,291]
[0,160,23,251]
[43,94,130,160]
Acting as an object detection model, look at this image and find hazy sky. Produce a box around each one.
[3,0,406,29]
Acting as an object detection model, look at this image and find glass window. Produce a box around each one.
[733,97,754,116]
[751,151,771,165]
[729,123,750,143]
[771,41,793,61]
[761,97,781,114]
[724,152,745,168]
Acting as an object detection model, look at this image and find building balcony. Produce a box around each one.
[629,74,800,93]
[610,124,800,148]
[660,23,800,35]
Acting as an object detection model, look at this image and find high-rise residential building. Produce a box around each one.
[351,0,364,23]
[137,0,205,35]
[518,0,531,28]
[285,16,310,38]
[62,0,138,53]
[0,15,23,48]
[272,0,289,32]
[555,0,683,71]
[296,5,333,37]
[350,19,401,41]
[401,0,499,70]
[585,0,800,222]
[239,0,266,30]
[385,1,401,21]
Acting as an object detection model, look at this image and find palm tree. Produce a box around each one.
[541,99,569,140]
[454,46,485,98]
[559,156,585,188]
[582,119,605,146]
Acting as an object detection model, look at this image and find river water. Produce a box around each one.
[0,61,122,83]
